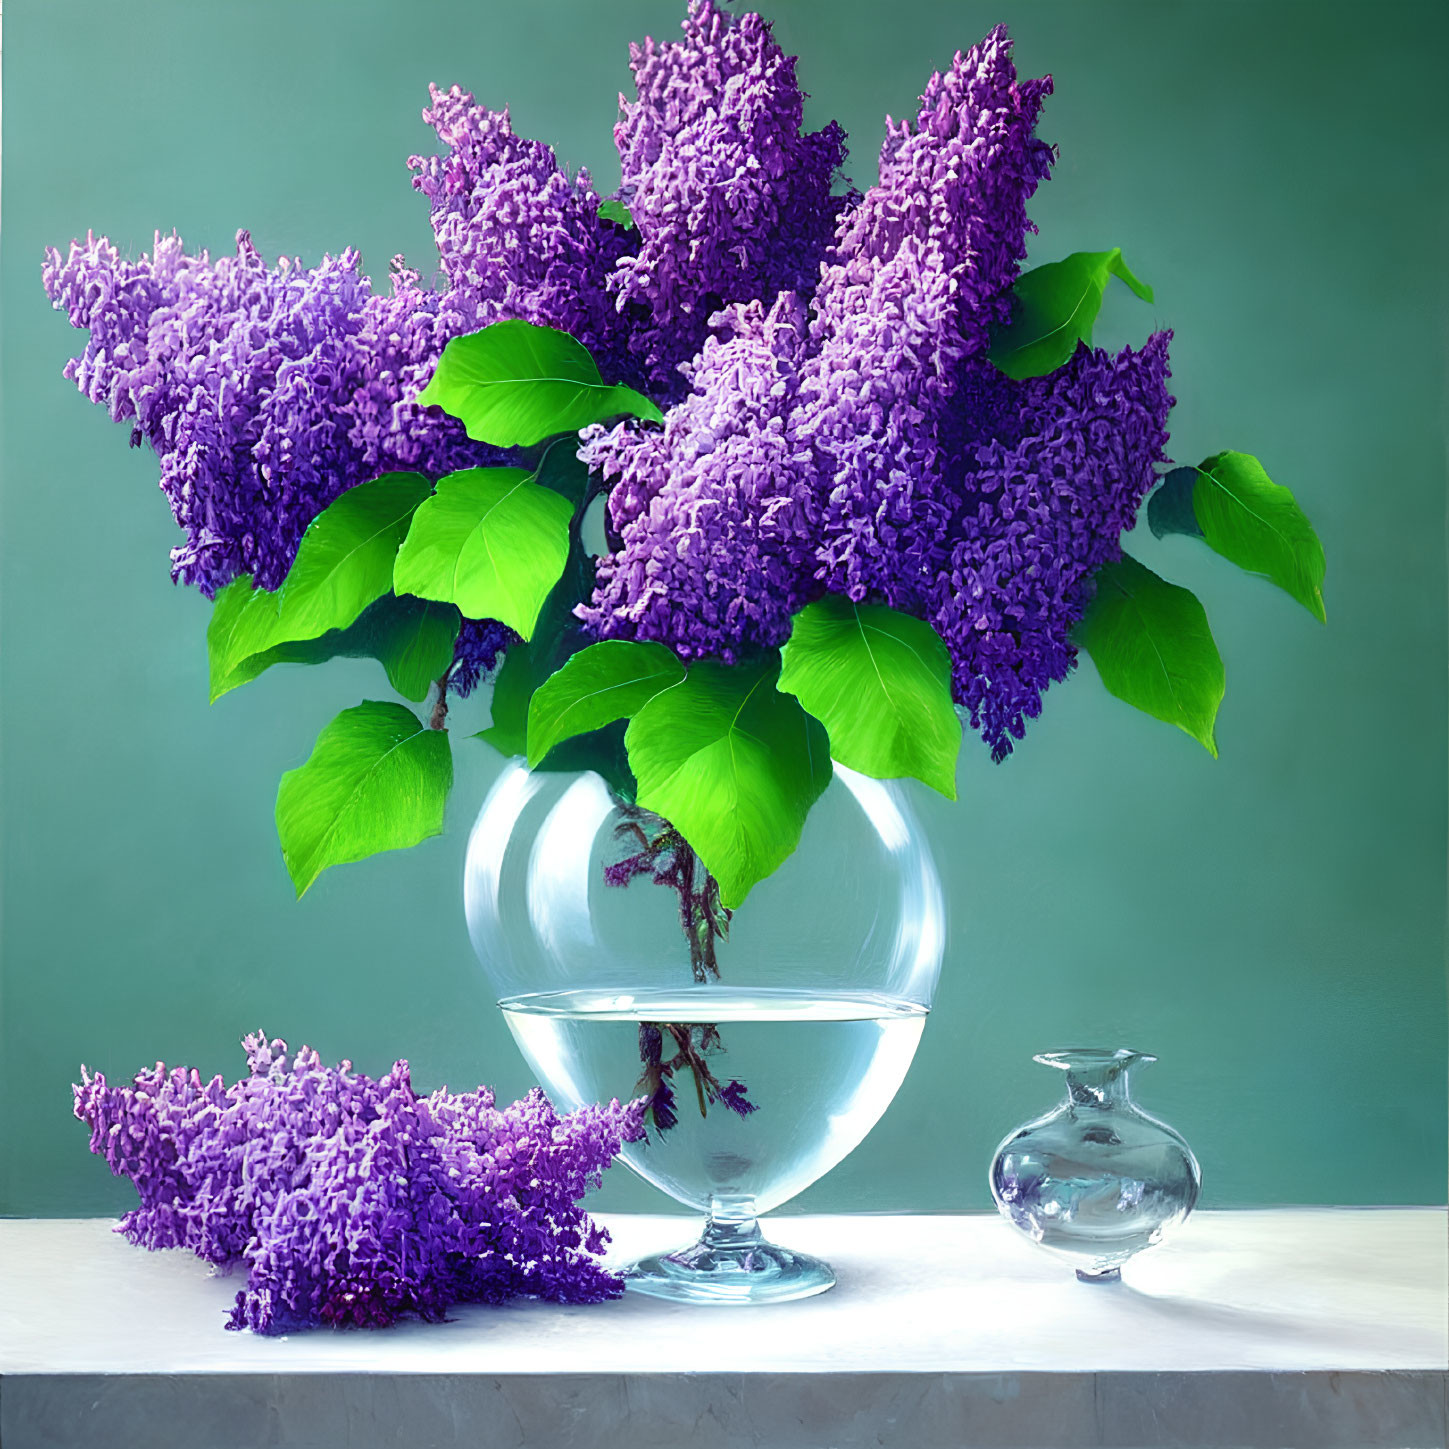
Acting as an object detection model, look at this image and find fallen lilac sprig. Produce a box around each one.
[73,1033,645,1334]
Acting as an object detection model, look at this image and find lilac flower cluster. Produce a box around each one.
[41,1,835,699]
[448,617,520,698]
[73,1034,645,1333]
[581,18,1175,756]
[931,336,1175,756]
[45,1,1176,756]
[797,28,1056,611]
[609,1,847,395]
[42,235,485,598]
[580,292,819,659]
[408,87,634,384]
[41,231,516,697]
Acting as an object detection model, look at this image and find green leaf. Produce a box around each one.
[392,467,574,639]
[536,720,637,803]
[476,642,637,795]
[1147,467,1204,540]
[597,198,635,230]
[211,617,358,702]
[1076,553,1225,757]
[533,534,597,664]
[276,701,453,897]
[415,320,664,447]
[474,641,535,757]
[207,476,435,700]
[276,472,433,640]
[527,640,685,768]
[778,597,960,798]
[472,529,599,757]
[212,632,328,700]
[531,436,592,510]
[1190,452,1326,623]
[210,594,461,703]
[625,653,833,908]
[207,576,284,702]
[989,248,1154,381]
[364,596,463,700]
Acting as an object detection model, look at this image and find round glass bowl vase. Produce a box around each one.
[988,1049,1201,1282]
[465,760,945,1304]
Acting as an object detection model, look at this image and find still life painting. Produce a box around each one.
[1,0,1444,1444]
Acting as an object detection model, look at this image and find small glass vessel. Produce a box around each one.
[988,1048,1200,1282]
[465,760,945,1305]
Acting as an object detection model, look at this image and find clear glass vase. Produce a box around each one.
[464,760,945,1303]
[988,1048,1201,1281]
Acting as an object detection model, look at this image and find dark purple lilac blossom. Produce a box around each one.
[795,24,1056,615]
[609,0,849,397]
[716,1079,758,1117]
[579,293,820,660]
[448,617,520,699]
[582,22,1175,756]
[73,1034,645,1333]
[932,334,1175,758]
[633,1021,755,1133]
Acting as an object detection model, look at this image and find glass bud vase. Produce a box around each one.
[464,760,945,1304]
[988,1049,1201,1282]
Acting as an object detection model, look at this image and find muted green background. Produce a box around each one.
[2,0,1445,1218]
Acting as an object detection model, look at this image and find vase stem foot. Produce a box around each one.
[1076,1265,1122,1283]
[622,1194,835,1305]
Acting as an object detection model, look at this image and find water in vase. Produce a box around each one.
[500,986,927,1214]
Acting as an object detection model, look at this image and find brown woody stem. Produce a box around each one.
[428,674,450,731]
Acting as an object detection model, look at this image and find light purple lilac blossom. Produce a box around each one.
[73,1034,645,1333]
[41,234,495,599]
[408,87,635,386]
[41,232,511,696]
[45,5,1176,756]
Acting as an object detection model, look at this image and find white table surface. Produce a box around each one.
[2,1209,1445,1375]
[1,1209,1445,1448]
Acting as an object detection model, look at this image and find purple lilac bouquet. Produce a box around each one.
[74,1035,645,1332]
[43,2,1323,915]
